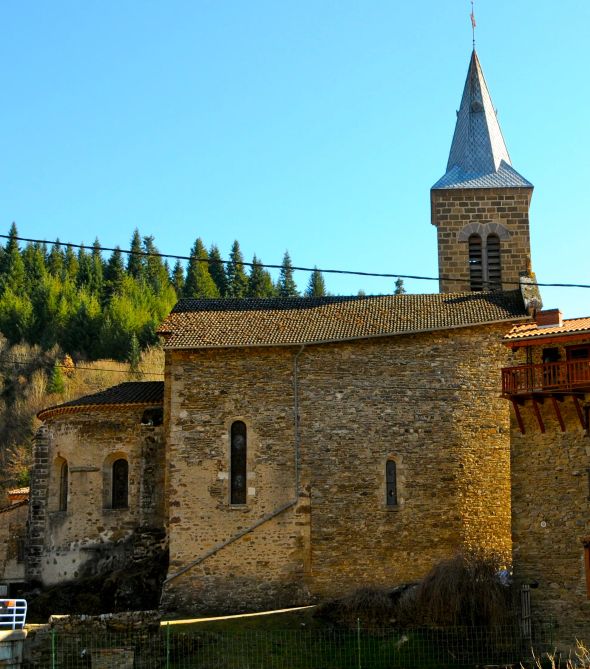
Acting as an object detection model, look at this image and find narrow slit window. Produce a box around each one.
[486,234,502,290]
[468,234,483,291]
[386,460,398,507]
[230,421,247,505]
[59,461,68,512]
[585,544,590,599]
[112,459,129,509]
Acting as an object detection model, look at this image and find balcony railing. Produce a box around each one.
[502,360,590,396]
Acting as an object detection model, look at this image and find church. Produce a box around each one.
[4,49,589,643]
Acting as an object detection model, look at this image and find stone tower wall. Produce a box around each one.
[431,187,532,293]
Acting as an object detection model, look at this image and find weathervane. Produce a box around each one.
[470,0,477,49]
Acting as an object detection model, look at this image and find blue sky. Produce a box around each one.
[1,1,588,316]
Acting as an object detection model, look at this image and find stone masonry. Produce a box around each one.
[162,322,514,613]
[431,187,533,293]
[27,409,165,586]
[509,337,590,646]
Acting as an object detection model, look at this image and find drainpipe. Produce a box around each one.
[293,344,305,498]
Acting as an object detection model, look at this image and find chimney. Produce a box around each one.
[535,309,563,328]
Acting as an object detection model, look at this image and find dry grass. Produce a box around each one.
[526,641,590,668]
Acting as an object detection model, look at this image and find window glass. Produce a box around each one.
[231,421,247,505]
[112,459,129,509]
[386,460,398,507]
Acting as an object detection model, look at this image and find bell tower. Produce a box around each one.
[431,50,533,293]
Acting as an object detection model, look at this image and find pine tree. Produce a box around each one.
[1,224,25,294]
[394,278,406,295]
[305,267,326,297]
[171,260,185,297]
[88,238,105,296]
[127,229,144,280]
[183,238,219,298]
[143,235,169,294]
[209,245,228,297]
[277,250,299,297]
[128,333,142,378]
[63,245,79,282]
[226,241,249,298]
[104,247,126,299]
[47,240,64,278]
[47,361,65,394]
[247,255,276,298]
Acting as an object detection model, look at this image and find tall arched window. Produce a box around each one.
[386,460,398,507]
[59,460,69,512]
[112,459,129,509]
[468,234,483,291]
[230,421,247,505]
[486,234,502,290]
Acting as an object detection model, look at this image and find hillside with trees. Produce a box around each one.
[0,224,332,495]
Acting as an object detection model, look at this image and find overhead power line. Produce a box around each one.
[1,234,589,290]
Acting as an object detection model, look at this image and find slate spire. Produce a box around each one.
[432,50,532,190]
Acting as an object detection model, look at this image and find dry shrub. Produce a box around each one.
[314,586,396,628]
[396,552,511,628]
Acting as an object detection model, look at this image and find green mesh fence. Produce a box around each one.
[31,621,555,669]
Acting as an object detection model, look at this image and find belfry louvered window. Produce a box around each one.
[230,421,247,505]
[468,235,483,291]
[486,234,502,290]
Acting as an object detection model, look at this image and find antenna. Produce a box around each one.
[470,1,477,49]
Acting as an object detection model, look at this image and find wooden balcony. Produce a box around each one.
[502,360,590,433]
[502,360,590,397]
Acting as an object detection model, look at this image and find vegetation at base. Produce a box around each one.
[314,552,513,629]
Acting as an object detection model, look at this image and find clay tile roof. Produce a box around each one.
[37,381,164,421]
[8,488,30,497]
[157,291,528,350]
[504,316,590,342]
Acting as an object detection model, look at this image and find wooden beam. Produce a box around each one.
[531,398,546,433]
[511,399,525,434]
[551,396,566,432]
[573,396,587,431]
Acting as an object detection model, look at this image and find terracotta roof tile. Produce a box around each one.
[158,291,528,350]
[38,381,164,421]
[504,316,590,342]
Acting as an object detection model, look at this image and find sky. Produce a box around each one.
[1,1,589,316]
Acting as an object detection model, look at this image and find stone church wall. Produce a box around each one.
[162,322,513,613]
[432,187,532,293]
[27,410,165,587]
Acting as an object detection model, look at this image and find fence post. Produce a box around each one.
[51,628,56,669]
[165,621,170,669]
[356,618,361,669]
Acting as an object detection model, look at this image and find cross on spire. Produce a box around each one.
[470,1,476,49]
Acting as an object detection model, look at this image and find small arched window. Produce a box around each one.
[111,459,129,509]
[468,234,483,291]
[486,234,502,290]
[59,460,69,512]
[386,460,398,507]
[230,421,247,505]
